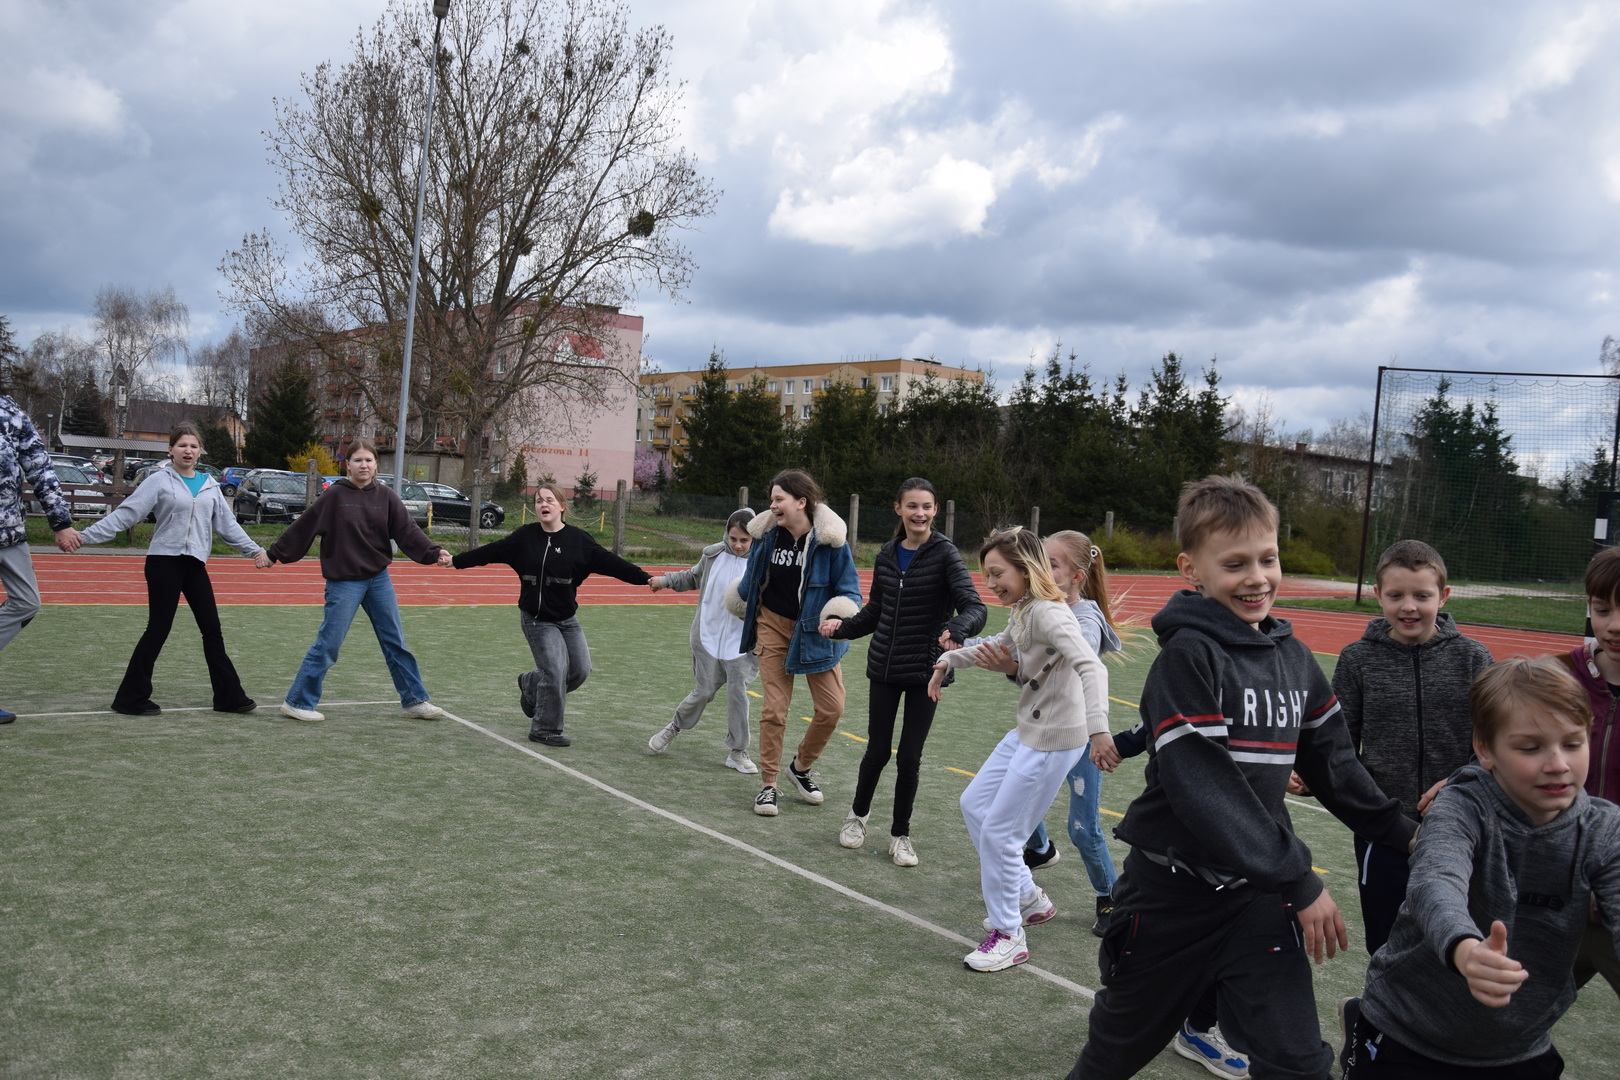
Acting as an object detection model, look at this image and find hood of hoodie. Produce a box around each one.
[1151,588,1294,650]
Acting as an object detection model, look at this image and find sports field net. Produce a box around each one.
[1361,367,1619,635]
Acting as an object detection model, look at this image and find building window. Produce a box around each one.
[801,404,812,419]
[635,408,641,421]
[860,377,870,389]
[821,379,831,390]
[495,356,507,375]
[878,403,890,417]
[634,429,641,441]
[802,380,813,394]
[767,380,778,393]
[880,376,895,392]
[783,381,793,395]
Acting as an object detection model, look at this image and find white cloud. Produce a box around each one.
[769,149,997,250]
[1475,4,1616,124]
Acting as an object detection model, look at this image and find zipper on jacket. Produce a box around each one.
[1412,648,1425,797]
[1603,694,1618,801]
[538,533,552,615]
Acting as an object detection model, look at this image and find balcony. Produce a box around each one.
[653,416,672,428]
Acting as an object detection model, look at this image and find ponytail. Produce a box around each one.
[1045,530,1118,631]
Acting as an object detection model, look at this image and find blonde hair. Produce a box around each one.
[1044,530,1119,629]
[1177,474,1279,555]
[1470,655,1592,746]
[979,527,1065,603]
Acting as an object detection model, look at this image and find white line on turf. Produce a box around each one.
[441,709,1097,1000]
[15,700,401,718]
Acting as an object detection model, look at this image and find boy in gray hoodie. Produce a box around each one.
[1332,540,1494,953]
[1343,656,1620,1078]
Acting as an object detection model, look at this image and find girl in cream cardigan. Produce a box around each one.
[928,527,1113,973]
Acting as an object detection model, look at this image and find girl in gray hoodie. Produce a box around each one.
[75,423,268,714]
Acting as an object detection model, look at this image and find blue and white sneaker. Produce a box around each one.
[1173,1022,1249,1079]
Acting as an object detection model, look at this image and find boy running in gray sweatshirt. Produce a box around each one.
[1342,656,1620,1078]
[1332,540,1494,953]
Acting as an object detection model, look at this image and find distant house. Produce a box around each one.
[123,398,246,453]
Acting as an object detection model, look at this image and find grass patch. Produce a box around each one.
[4,604,1615,1077]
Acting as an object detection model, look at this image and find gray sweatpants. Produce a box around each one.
[0,541,41,653]
[670,647,759,751]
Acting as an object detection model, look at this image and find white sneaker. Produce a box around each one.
[838,811,869,849]
[1174,1022,1250,1079]
[963,926,1028,972]
[648,722,681,753]
[981,887,1056,933]
[889,834,918,867]
[725,749,758,773]
[279,701,324,723]
[402,701,444,720]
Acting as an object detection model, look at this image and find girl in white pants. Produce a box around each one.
[929,527,1114,972]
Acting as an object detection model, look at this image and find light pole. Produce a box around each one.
[393,0,451,485]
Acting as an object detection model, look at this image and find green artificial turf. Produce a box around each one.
[1,604,1614,1078]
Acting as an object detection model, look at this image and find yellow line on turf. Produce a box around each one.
[945,767,975,777]
[440,708,1098,999]
[747,690,762,698]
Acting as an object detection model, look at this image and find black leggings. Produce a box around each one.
[114,555,251,712]
[850,679,937,836]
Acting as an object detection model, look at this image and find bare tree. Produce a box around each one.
[26,330,106,438]
[222,0,717,541]
[93,285,190,430]
[190,325,254,417]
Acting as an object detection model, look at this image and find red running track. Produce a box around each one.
[30,554,1578,661]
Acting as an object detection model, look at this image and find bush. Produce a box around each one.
[1280,538,1337,578]
[286,443,338,476]
[1096,524,1178,570]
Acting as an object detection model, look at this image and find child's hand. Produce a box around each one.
[973,641,1018,676]
[1295,889,1348,964]
[1287,771,1311,796]
[1454,922,1528,1008]
[253,551,271,569]
[938,628,961,651]
[436,549,454,567]
[649,575,666,592]
[1090,731,1120,772]
[818,619,842,638]
[926,664,948,702]
[1417,778,1448,816]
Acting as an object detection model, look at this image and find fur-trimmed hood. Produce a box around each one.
[745,501,847,548]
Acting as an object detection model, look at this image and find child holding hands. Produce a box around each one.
[929,527,1112,973]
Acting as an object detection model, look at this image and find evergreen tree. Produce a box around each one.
[1124,353,1227,527]
[795,381,880,505]
[498,450,528,499]
[574,465,599,509]
[196,422,240,469]
[674,353,787,497]
[243,360,318,468]
[1004,350,1131,530]
[61,372,109,436]
[878,368,1007,539]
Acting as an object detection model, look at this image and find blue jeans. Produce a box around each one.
[1027,751,1118,897]
[520,612,590,737]
[286,570,430,710]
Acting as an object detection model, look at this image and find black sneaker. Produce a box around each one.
[112,701,162,716]
[1338,997,1361,1075]
[528,731,570,747]
[217,699,257,714]
[1091,894,1113,937]
[518,671,538,717]
[1023,842,1061,871]
[753,785,779,816]
[785,759,824,805]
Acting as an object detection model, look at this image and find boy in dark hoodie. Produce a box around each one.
[1332,540,1494,954]
[1342,656,1620,1078]
[1066,475,1415,1080]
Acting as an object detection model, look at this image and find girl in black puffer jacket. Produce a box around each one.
[819,478,986,865]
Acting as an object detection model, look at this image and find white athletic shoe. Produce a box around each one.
[1174,1022,1250,1079]
[838,811,869,849]
[889,834,919,867]
[963,926,1028,972]
[982,887,1056,933]
[648,722,681,753]
[402,701,444,720]
[725,749,758,773]
[279,701,324,723]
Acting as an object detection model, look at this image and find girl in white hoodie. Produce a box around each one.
[74,423,269,714]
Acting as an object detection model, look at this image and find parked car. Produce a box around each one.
[220,466,254,495]
[375,475,433,527]
[123,457,163,481]
[233,472,310,524]
[50,454,109,484]
[29,464,112,519]
[418,481,506,529]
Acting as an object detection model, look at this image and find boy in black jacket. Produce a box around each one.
[1066,475,1415,1080]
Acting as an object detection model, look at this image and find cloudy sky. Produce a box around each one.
[4,0,1619,438]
